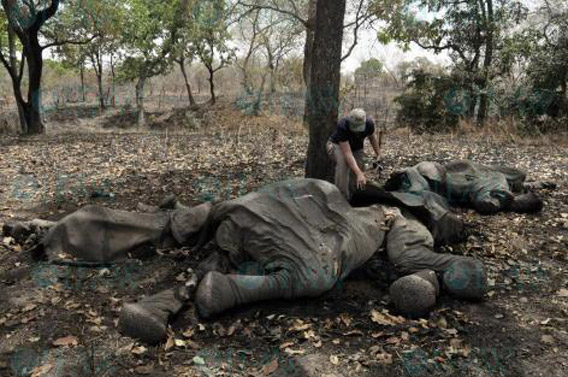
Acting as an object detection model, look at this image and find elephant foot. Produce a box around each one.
[390,270,439,317]
[119,288,187,344]
[195,271,237,319]
[119,302,169,345]
[443,258,487,299]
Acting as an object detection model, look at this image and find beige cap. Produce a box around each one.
[348,108,366,132]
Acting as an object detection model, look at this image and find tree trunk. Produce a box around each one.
[136,74,147,127]
[477,0,494,125]
[302,0,318,123]
[305,0,346,180]
[13,85,27,133]
[80,65,85,102]
[1,0,60,135]
[24,37,45,134]
[208,67,216,105]
[90,52,106,110]
[303,0,318,87]
[110,54,116,107]
[97,71,105,109]
[468,89,477,119]
[178,58,197,106]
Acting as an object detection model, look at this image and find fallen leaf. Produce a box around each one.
[284,347,305,356]
[279,341,295,350]
[339,313,352,327]
[386,336,401,345]
[541,335,554,344]
[557,289,568,297]
[134,364,154,375]
[258,359,279,376]
[329,355,339,365]
[182,327,195,338]
[370,309,405,326]
[289,319,310,332]
[376,353,393,364]
[21,304,37,313]
[30,363,53,377]
[131,345,147,355]
[52,335,78,347]
[192,356,206,366]
[164,335,175,351]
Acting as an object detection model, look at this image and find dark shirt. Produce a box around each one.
[329,116,375,151]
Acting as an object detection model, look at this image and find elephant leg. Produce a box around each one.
[119,286,189,344]
[390,270,439,317]
[386,210,487,299]
[195,270,300,318]
[118,251,230,344]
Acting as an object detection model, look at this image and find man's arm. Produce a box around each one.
[370,132,381,158]
[339,141,366,188]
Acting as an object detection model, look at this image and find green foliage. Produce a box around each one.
[117,0,184,82]
[191,0,235,72]
[394,69,460,133]
[355,58,383,80]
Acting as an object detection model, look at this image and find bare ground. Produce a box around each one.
[0,104,567,377]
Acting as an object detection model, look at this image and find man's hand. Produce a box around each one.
[356,173,367,190]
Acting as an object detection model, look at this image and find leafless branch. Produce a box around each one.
[41,33,100,50]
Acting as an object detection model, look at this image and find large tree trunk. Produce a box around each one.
[178,58,197,107]
[136,74,147,127]
[477,0,494,125]
[302,0,318,123]
[303,0,318,87]
[305,0,346,180]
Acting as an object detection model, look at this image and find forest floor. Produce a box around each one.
[0,103,567,377]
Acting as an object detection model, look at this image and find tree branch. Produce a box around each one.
[32,0,60,32]
[342,0,374,61]
[41,33,99,50]
[0,50,14,80]
[236,0,309,27]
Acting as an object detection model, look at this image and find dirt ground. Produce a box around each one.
[0,104,567,377]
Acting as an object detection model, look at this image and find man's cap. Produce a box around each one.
[348,108,366,132]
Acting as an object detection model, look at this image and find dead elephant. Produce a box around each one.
[384,160,549,215]
[33,179,487,344]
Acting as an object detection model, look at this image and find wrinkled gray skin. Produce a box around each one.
[385,160,544,215]
[38,179,486,344]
